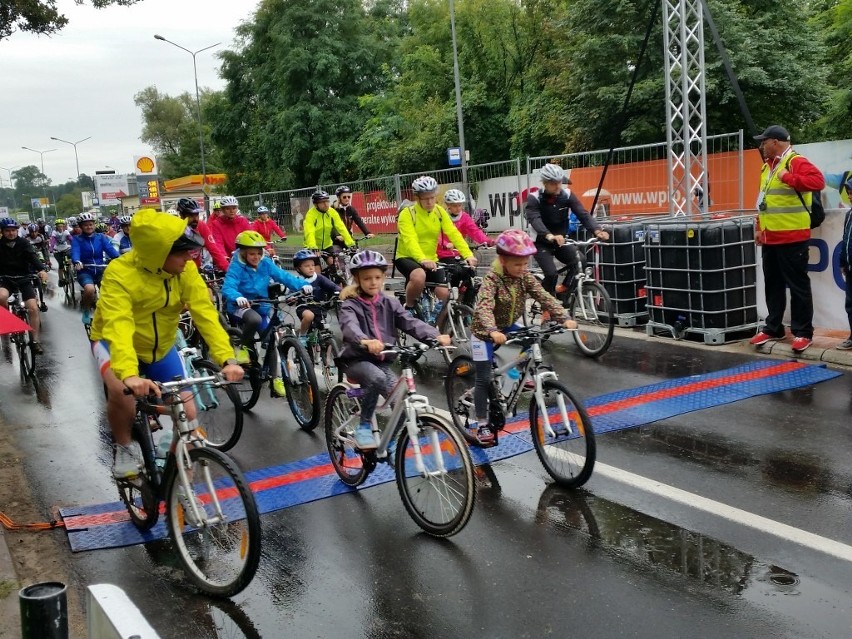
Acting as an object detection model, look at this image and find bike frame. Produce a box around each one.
[336,355,448,475]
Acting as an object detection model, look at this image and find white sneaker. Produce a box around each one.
[112,441,143,479]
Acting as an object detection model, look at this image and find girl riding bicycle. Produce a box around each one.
[222,230,313,397]
[469,229,576,446]
[338,250,450,449]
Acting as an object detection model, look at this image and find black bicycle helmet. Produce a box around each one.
[335,186,352,196]
[176,197,201,217]
[312,191,330,204]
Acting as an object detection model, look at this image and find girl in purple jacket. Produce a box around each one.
[338,250,450,449]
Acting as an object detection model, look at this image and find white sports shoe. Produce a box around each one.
[112,441,143,479]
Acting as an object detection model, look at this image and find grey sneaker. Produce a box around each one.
[836,339,852,351]
[112,441,143,479]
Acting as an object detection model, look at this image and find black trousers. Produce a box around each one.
[532,241,581,294]
[761,242,813,339]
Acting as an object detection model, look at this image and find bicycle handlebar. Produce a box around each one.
[504,322,567,345]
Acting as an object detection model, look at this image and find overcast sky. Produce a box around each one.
[1,0,257,186]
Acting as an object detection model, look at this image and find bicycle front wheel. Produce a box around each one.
[16,331,35,380]
[166,447,261,598]
[528,380,595,488]
[569,281,615,357]
[324,384,374,486]
[444,355,479,445]
[394,413,475,537]
[279,338,320,430]
[189,360,244,451]
[319,337,342,393]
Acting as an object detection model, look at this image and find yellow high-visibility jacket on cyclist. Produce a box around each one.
[396,202,473,263]
[89,208,234,381]
[303,206,355,251]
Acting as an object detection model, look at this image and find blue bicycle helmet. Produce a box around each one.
[0,217,17,229]
[293,249,321,267]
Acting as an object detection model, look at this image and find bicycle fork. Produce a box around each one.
[533,371,573,439]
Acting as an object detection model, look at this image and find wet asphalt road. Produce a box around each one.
[2,284,852,638]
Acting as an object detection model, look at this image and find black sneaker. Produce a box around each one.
[32,341,44,355]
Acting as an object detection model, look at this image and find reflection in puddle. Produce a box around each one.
[536,486,801,598]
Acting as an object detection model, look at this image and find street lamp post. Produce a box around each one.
[50,136,91,180]
[448,0,470,207]
[154,34,220,209]
[21,147,57,219]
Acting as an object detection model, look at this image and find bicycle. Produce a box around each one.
[297,293,343,393]
[324,341,476,537]
[320,244,360,287]
[78,263,108,337]
[2,275,41,380]
[174,322,244,451]
[532,238,615,357]
[116,375,261,597]
[393,262,476,365]
[228,296,320,430]
[54,249,76,306]
[444,323,596,488]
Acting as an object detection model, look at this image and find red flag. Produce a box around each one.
[0,306,32,335]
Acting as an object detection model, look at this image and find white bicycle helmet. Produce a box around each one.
[539,163,565,183]
[443,188,466,204]
[411,175,438,194]
[220,195,239,207]
[78,212,97,222]
[118,215,132,225]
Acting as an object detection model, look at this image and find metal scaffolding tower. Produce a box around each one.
[662,0,708,216]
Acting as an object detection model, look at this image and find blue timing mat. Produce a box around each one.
[61,359,841,551]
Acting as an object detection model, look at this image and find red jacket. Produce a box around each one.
[196,219,230,271]
[251,218,286,242]
[209,214,250,255]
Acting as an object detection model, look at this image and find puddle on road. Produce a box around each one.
[535,484,851,634]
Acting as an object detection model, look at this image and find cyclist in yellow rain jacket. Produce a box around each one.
[303,190,355,269]
[90,208,244,479]
[394,175,477,311]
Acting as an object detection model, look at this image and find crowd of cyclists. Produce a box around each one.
[0,162,602,484]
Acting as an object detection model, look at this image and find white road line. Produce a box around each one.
[595,460,852,563]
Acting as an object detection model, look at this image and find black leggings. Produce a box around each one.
[473,360,493,421]
[239,309,263,348]
[533,242,582,294]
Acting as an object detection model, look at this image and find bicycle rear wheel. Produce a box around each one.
[439,303,474,364]
[324,384,374,486]
[394,413,475,537]
[118,415,160,531]
[444,355,479,445]
[166,447,261,597]
[568,281,614,357]
[528,380,595,488]
[189,360,244,451]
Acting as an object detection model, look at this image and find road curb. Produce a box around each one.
[0,527,21,638]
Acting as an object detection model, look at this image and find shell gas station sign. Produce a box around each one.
[134,155,161,206]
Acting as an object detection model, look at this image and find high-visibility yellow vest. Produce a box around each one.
[758,151,810,244]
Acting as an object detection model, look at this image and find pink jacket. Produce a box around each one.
[437,212,490,259]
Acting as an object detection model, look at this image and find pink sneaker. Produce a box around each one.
[791,337,812,353]
[749,331,778,346]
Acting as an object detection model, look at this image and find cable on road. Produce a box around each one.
[0,510,65,532]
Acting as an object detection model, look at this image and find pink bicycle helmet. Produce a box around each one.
[495,229,537,257]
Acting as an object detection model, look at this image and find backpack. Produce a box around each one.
[783,152,825,228]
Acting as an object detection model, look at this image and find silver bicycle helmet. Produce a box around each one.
[443,188,466,204]
[411,175,438,194]
[539,163,565,183]
[349,249,388,272]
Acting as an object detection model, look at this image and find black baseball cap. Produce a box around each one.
[754,125,791,142]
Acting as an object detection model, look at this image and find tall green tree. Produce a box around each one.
[1,0,139,41]
[134,86,222,180]
[213,0,405,193]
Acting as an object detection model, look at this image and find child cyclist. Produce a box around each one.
[292,249,341,345]
[222,230,314,397]
[469,229,577,446]
[338,250,451,449]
